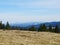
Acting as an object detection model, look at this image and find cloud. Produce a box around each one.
[0,0,60,23]
[0,0,60,8]
[0,13,60,23]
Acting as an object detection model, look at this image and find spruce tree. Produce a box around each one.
[38,24,42,31]
[29,26,36,31]
[42,24,47,31]
[5,22,10,30]
[38,24,47,31]
[0,21,2,29]
[54,25,59,33]
[2,24,5,30]
[48,24,53,32]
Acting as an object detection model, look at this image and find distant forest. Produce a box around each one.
[0,21,60,33]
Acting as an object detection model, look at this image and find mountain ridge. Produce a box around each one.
[11,21,60,28]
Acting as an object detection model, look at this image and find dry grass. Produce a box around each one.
[0,30,60,45]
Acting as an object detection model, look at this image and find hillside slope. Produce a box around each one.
[0,30,60,45]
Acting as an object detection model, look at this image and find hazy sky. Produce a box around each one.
[0,0,60,23]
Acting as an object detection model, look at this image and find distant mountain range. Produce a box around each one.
[11,22,41,27]
[11,22,60,28]
[42,22,60,27]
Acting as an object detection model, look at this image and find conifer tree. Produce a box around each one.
[0,21,2,29]
[54,25,59,33]
[5,22,10,30]
[38,24,47,31]
[48,24,53,32]
[29,26,36,31]
[41,24,47,31]
[2,24,5,30]
[38,24,42,31]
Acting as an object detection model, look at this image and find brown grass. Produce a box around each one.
[0,30,60,45]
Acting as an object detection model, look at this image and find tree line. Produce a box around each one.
[29,24,60,33]
[0,21,10,30]
[0,21,60,33]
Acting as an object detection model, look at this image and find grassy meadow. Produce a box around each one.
[0,30,60,45]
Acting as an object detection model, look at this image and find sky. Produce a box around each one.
[0,0,60,24]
